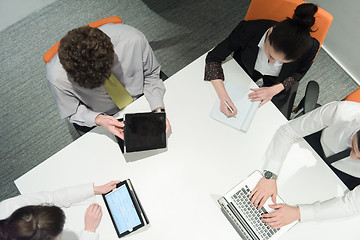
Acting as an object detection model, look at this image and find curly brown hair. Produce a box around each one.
[58,26,114,89]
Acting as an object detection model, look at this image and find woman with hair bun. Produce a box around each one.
[205,3,319,116]
[0,181,119,240]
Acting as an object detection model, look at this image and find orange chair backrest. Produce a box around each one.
[343,88,360,103]
[244,0,333,47]
[43,16,122,64]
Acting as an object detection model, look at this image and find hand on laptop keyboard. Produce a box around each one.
[249,177,277,209]
[261,203,300,228]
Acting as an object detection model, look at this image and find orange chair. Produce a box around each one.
[245,0,333,48]
[343,88,360,103]
[43,16,122,64]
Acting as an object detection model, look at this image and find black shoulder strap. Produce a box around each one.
[325,148,351,164]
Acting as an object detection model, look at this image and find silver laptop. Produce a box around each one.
[218,171,297,240]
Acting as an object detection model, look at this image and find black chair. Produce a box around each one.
[293,80,320,118]
[305,130,360,190]
[278,81,299,120]
[160,70,169,81]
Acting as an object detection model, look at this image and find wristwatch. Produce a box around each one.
[264,170,277,180]
[152,108,165,113]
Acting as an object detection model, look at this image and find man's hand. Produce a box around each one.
[248,83,284,107]
[261,204,300,229]
[95,114,124,139]
[249,177,277,209]
[220,98,237,117]
[93,180,121,195]
[84,203,103,232]
[152,108,171,133]
[166,117,171,133]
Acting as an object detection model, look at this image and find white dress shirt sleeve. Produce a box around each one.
[264,101,340,175]
[80,230,100,240]
[0,183,94,219]
[298,185,360,222]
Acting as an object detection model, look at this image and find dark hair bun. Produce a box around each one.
[293,3,318,31]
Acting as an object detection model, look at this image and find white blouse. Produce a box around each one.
[254,29,284,77]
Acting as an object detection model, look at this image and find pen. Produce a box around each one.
[224,100,234,113]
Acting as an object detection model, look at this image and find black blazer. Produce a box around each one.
[206,20,320,85]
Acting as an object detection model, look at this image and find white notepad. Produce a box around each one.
[210,81,260,132]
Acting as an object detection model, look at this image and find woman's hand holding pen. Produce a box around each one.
[220,98,237,117]
[211,79,237,117]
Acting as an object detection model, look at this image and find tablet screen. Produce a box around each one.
[124,112,166,152]
[105,184,142,234]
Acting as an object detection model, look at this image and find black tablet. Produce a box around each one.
[124,112,166,153]
[102,180,149,238]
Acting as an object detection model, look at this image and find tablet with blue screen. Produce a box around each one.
[102,179,149,238]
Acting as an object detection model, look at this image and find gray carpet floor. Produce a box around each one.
[0,0,358,201]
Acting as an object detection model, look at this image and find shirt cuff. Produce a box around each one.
[298,204,316,222]
[80,230,100,240]
[204,62,224,81]
[84,111,103,127]
[282,77,296,91]
[147,95,165,111]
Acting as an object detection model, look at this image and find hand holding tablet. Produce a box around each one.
[124,112,166,152]
[115,112,167,153]
[102,179,149,238]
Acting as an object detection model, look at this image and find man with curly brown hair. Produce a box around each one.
[46,23,167,138]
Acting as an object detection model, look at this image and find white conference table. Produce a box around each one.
[15,54,359,239]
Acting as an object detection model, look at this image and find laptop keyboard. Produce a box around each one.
[231,185,279,240]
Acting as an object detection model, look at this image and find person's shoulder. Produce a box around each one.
[100,23,145,42]
[0,195,24,220]
[325,101,360,118]
[46,54,73,90]
[337,100,360,113]
[46,55,67,83]
[311,37,320,49]
[231,19,276,38]
[100,23,141,33]
[351,184,360,195]
[240,19,277,30]
[303,37,320,57]
[245,19,277,26]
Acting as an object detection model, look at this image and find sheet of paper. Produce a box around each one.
[210,81,260,132]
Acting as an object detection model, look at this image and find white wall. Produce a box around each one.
[0,0,56,32]
[316,0,360,85]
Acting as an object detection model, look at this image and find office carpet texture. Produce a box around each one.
[0,0,358,200]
